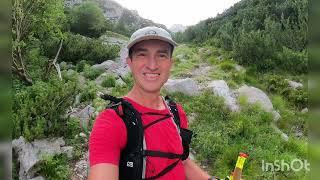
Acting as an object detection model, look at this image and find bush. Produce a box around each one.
[68,1,110,38]
[36,154,71,180]
[83,64,103,80]
[76,60,88,72]
[101,76,116,88]
[219,61,235,71]
[12,76,79,141]
[275,47,308,74]
[232,30,278,72]
[265,75,308,109]
[60,33,120,64]
[79,81,99,103]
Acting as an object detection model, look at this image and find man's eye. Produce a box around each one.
[159,54,169,58]
[137,53,146,57]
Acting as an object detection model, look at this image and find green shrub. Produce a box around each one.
[220,61,235,71]
[12,76,79,141]
[76,60,88,72]
[36,154,71,180]
[101,76,116,87]
[68,1,110,38]
[265,75,308,108]
[83,64,103,80]
[80,81,99,103]
[60,33,120,64]
[275,47,308,74]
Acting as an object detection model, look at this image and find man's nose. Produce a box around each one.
[146,55,159,70]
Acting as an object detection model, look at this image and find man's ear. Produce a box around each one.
[126,57,132,68]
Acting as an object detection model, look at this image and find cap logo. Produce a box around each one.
[145,30,157,35]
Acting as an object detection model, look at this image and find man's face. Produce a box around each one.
[127,39,173,94]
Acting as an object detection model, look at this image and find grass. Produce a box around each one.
[168,91,308,179]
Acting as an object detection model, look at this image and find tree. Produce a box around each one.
[12,0,66,84]
[69,1,109,38]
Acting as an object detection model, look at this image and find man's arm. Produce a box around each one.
[88,163,119,180]
[183,158,212,180]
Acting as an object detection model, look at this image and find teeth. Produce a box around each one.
[143,73,160,79]
[144,73,160,77]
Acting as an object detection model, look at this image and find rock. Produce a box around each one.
[59,61,68,70]
[71,152,88,180]
[301,108,308,114]
[78,75,86,87]
[91,60,116,71]
[61,146,74,158]
[237,85,281,121]
[288,80,303,89]
[29,176,45,180]
[237,85,274,112]
[12,136,72,180]
[79,132,87,138]
[163,78,200,96]
[70,105,95,130]
[187,113,197,124]
[95,73,109,86]
[235,65,245,72]
[207,80,239,112]
[271,111,281,122]
[100,35,127,46]
[191,64,212,77]
[115,78,126,87]
[271,123,289,142]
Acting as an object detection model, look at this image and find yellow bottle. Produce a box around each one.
[229,152,248,180]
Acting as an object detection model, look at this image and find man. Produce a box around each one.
[89,26,215,180]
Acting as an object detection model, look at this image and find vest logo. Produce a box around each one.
[145,30,157,35]
[127,161,134,167]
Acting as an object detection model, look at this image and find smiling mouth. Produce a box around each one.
[143,73,160,79]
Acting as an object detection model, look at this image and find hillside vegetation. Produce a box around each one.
[11,0,308,179]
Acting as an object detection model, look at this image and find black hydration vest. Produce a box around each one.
[101,94,193,180]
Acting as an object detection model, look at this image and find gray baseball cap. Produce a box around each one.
[127,26,178,50]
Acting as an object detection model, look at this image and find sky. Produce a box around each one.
[113,0,241,28]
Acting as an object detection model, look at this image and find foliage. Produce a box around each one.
[265,75,308,109]
[68,1,110,38]
[60,33,120,64]
[83,65,103,80]
[101,75,116,88]
[12,0,66,84]
[36,154,71,180]
[169,91,308,179]
[179,0,308,74]
[76,60,88,72]
[79,81,99,103]
[12,75,79,141]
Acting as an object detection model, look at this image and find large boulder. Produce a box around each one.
[207,80,239,112]
[12,137,73,180]
[163,78,200,96]
[91,60,116,71]
[237,85,280,121]
[287,80,303,89]
[237,85,273,112]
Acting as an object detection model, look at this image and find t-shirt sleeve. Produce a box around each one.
[176,104,188,129]
[89,109,127,167]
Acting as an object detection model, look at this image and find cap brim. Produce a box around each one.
[127,35,178,49]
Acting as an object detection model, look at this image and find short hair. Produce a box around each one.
[128,43,174,59]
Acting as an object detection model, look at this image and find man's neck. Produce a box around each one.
[126,86,165,110]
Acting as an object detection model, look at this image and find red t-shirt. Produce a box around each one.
[89,97,188,179]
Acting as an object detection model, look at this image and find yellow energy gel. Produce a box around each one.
[235,156,247,170]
